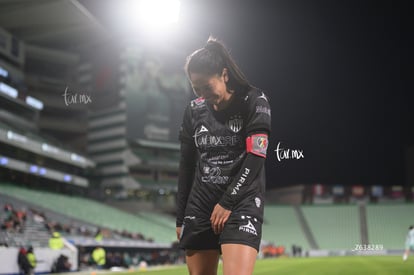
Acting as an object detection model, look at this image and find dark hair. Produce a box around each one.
[185,37,251,94]
[410,225,414,230]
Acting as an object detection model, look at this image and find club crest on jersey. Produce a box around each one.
[227,115,243,133]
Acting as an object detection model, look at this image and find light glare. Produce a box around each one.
[138,0,181,26]
[119,0,181,31]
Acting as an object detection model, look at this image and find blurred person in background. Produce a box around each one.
[17,246,30,275]
[26,246,36,275]
[49,231,64,250]
[92,246,106,269]
[403,225,414,261]
[176,37,271,275]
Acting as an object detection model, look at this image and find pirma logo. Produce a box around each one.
[239,216,258,236]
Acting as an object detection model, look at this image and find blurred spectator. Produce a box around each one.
[2,204,26,233]
[92,246,106,269]
[51,254,71,273]
[94,228,103,241]
[26,246,36,275]
[17,247,30,275]
[123,252,132,267]
[32,211,46,223]
[49,232,64,250]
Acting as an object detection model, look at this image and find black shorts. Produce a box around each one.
[179,212,262,252]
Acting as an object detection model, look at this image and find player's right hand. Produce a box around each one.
[176,227,182,241]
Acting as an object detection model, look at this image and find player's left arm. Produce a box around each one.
[218,133,268,210]
[210,133,268,234]
[210,91,271,233]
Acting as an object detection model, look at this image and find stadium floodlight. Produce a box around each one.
[29,165,39,173]
[0,157,8,166]
[63,174,72,182]
[0,82,18,98]
[0,66,8,78]
[138,0,181,26]
[26,96,44,110]
[118,0,181,31]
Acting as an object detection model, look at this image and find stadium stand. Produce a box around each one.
[0,183,176,243]
[301,205,360,250]
[262,205,310,251]
[366,203,414,250]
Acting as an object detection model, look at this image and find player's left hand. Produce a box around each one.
[210,203,231,234]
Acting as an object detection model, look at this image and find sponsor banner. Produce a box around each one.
[390,185,403,198]
[332,185,344,196]
[313,184,325,196]
[351,185,364,197]
[371,185,383,197]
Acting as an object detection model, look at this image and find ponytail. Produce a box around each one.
[185,37,251,94]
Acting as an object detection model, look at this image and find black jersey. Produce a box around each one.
[176,87,271,227]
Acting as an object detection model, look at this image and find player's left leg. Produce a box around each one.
[221,244,257,275]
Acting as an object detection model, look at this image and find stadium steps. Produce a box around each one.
[358,203,369,245]
[0,183,176,243]
[301,205,360,250]
[293,204,319,249]
[262,205,310,251]
[366,203,414,250]
[137,211,176,229]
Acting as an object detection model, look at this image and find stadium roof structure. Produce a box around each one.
[0,0,110,51]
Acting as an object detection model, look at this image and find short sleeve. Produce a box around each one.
[245,90,271,135]
[179,104,194,144]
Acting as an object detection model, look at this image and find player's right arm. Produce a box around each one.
[176,105,197,238]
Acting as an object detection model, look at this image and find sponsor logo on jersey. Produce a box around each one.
[201,166,229,185]
[191,97,205,108]
[231,168,250,195]
[196,135,241,148]
[258,92,268,102]
[256,105,271,116]
[227,115,243,133]
[239,215,258,236]
[193,125,241,148]
[195,125,209,135]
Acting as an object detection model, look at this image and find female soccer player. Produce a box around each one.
[403,225,414,261]
[176,37,271,275]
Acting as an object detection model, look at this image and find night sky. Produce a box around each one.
[87,0,412,188]
[177,0,412,188]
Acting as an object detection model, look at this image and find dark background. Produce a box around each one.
[85,0,413,188]
[178,0,411,188]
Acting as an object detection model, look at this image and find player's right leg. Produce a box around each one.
[403,249,409,261]
[186,249,220,275]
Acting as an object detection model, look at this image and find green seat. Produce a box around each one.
[0,183,176,243]
[366,203,414,249]
[263,205,310,250]
[301,205,360,250]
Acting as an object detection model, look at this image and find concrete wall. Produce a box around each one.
[0,247,77,275]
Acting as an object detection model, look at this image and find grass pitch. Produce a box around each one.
[112,256,413,275]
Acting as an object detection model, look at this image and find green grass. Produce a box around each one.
[112,256,414,275]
